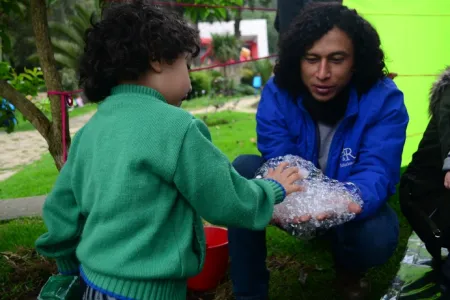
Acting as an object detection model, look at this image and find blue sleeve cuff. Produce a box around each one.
[264,178,286,203]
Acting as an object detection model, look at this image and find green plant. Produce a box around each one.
[190,71,212,98]
[0,0,27,54]
[59,67,78,91]
[0,61,46,133]
[35,97,51,115]
[0,62,45,97]
[28,4,99,69]
[179,0,243,25]
[208,69,223,80]
[253,59,274,84]
[240,67,255,86]
[236,83,255,96]
[212,76,237,97]
[211,34,241,64]
[240,59,274,87]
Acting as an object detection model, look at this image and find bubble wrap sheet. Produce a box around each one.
[255,155,363,239]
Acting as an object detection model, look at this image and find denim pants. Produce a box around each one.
[228,155,400,300]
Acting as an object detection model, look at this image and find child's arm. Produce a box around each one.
[35,143,83,275]
[173,119,295,230]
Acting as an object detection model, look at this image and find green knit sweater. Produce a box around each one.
[35,85,285,300]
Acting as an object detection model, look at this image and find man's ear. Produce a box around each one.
[150,61,162,73]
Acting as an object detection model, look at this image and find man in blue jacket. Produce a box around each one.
[228,3,409,300]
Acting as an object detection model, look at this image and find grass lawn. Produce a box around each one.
[0,111,411,299]
[181,95,242,110]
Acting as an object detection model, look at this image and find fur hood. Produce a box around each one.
[429,66,450,116]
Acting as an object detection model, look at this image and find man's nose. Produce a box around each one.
[316,59,331,80]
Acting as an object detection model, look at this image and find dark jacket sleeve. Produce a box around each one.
[438,86,450,171]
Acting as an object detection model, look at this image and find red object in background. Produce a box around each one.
[388,72,398,80]
[248,40,258,59]
[200,37,259,64]
[187,226,229,292]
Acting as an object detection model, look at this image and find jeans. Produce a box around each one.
[228,155,400,300]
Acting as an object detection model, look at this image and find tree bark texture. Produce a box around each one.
[31,0,68,170]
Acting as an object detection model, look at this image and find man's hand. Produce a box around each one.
[293,201,362,223]
[445,171,450,189]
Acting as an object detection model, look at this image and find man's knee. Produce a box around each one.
[232,155,265,179]
[333,204,399,270]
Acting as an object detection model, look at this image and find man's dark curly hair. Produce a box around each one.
[78,0,200,102]
[274,2,388,97]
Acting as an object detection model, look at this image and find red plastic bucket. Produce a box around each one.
[187,226,229,291]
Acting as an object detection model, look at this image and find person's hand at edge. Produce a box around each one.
[445,171,450,189]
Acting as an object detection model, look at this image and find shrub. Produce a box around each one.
[240,59,274,87]
[253,59,274,85]
[59,68,79,91]
[235,84,256,96]
[240,68,255,86]
[189,71,211,99]
[208,69,223,81]
[211,76,237,97]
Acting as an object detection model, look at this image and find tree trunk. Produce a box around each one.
[234,9,242,39]
[193,21,201,67]
[30,0,68,170]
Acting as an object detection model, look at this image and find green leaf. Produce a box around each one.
[199,8,209,20]
[21,73,33,81]
[215,8,227,19]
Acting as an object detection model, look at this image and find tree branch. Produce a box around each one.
[0,80,51,140]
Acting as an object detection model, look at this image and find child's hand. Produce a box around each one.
[445,171,450,189]
[266,162,304,195]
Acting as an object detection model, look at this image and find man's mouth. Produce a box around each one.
[312,85,335,95]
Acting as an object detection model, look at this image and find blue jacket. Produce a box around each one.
[256,77,409,220]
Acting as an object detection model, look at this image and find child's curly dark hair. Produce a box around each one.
[79,0,200,102]
[274,2,388,97]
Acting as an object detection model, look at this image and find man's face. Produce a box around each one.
[300,27,354,102]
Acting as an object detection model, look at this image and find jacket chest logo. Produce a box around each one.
[340,148,356,168]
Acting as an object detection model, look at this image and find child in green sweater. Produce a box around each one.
[35,1,303,299]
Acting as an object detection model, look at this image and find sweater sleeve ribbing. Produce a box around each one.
[173,119,285,230]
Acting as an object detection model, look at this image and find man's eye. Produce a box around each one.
[330,57,344,63]
[305,57,319,63]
